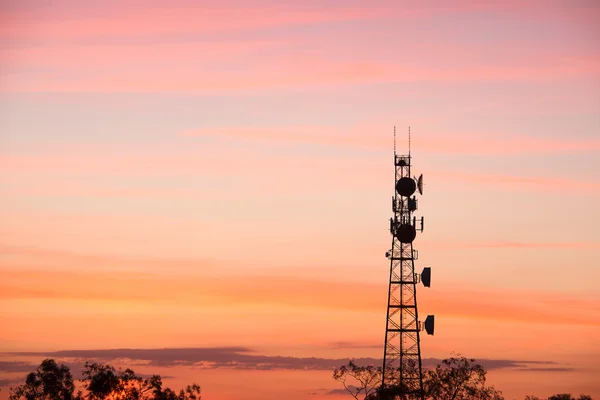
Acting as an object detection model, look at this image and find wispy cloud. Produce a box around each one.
[421,240,600,250]
[0,245,217,273]
[434,170,600,193]
[4,60,597,93]
[0,4,384,43]
[1,255,599,326]
[179,125,600,155]
[0,361,38,373]
[0,348,573,373]
[324,342,381,350]
[2,1,597,96]
[0,378,25,387]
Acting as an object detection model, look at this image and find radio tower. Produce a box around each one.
[381,127,434,399]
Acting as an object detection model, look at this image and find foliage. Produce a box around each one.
[425,355,503,400]
[333,360,382,400]
[333,355,503,400]
[525,396,593,400]
[333,359,427,400]
[9,359,200,400]
[81,362,120,400]
[9,359,79,400]
[333,355,595,400]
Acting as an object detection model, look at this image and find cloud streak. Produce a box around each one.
[0,347,573,373]
[0,4,384,43]
[179,126,600,155]
[1,258,599,326]
[0,361,38,374]
[4,60,596,93]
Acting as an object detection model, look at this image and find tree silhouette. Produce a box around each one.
[333,360,382,400]
[9,359,200,400]
[333,355,503,400]
[525,395,592,400]
[425,355,503,400]
[9,359,79,400]
[81,362,120,400]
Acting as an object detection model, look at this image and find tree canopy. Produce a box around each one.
[333,355,593,400]
[9,359,200,400]
[8,359,76,400]
[7,357,594,400]
[425,356,503,400]
[332,360,382,400]
[525,396,593,400]
[334,355,503,400]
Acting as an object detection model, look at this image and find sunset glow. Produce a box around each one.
[1,1,599,399]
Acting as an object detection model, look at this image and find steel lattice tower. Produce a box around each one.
[381,128,434,399]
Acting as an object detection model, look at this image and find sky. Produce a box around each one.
[0,0,599,399]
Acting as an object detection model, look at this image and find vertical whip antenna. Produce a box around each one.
[408,126,411,157]
[394,126,397,156]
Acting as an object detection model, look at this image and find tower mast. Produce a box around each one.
[382,127,434,398]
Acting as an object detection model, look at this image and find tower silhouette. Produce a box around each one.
[381,127,434,398]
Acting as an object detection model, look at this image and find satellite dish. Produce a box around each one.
[421,267,431,287]
[417,174,424,195]
[394,223,416,243]
[424,315,435,335]
[396,177,416,197]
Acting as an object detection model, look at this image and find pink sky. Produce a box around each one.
[1,1,599,399]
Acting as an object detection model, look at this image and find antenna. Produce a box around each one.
[394,126,396,156]
[408,126,411,157]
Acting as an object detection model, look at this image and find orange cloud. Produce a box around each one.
[1,267,598,327]
[0,245,219,273]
